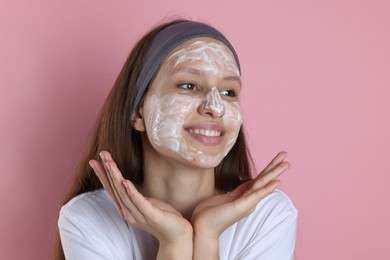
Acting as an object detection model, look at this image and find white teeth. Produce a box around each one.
[189,129,221,137]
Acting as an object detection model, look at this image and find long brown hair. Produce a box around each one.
[53,19,254,259]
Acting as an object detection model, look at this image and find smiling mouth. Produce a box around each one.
[188,129,223,137]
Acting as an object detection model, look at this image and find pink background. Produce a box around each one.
[1,0,389,259]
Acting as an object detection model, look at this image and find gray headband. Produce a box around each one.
[132,21,241,113]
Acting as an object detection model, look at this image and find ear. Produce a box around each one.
[132,106,146,132]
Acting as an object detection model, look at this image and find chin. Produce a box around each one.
[182,151,225,169]
[151,137,231,169]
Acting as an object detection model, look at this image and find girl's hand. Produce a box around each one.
[191,151,290,240]
[89,151,193,245]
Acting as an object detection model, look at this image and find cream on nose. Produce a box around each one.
[201,87,224,116]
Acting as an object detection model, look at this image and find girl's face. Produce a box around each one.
[136,37,242,168]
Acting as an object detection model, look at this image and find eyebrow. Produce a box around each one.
[169,66,203,76]
[169,66,242,85]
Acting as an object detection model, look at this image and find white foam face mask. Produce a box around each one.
[143,40,242,168]
[145,94,242,168]
[203,86,224,116]
[168,40,240,77]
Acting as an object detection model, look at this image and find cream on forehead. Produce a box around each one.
[145,93,242,168]
[167,40,240,77]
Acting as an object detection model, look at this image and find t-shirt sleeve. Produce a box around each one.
[58,196,118,260]
[220,190,298,260]
[57,191,141,260]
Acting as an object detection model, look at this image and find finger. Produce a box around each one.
[211,180,278,228]
[248,180,280,207]
[99,151,127,218]
[101,152,147,223]
[239,180,281,210]
[122,180,161,222]
[242,161,289,197]
[258,151,288,177]
[119,181,147,223]
[89,159,121,212]
[231,179,280,217]
[214,180,280,228]
[226,181,252,200]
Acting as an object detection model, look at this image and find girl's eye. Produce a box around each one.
[178,83,196,91]
[219,89,236,97]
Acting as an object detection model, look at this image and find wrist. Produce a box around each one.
[192,224,220,241]
[193,231,219,260]
[157,235,193,260]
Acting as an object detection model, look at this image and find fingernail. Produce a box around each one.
[99,153,111,174]
[105,161,111,173]
[88,160,94,169]
[99,152,105,161]
[122,181,129,190]
[276,181,281,188]
[280,162,290,168]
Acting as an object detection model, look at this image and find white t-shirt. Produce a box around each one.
[59,189,297,260]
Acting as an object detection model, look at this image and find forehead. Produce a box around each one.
[169,36,235,56]
[161,37,239,71]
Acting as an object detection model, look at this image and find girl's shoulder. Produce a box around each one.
[59,189,126,239]
[235,188,297,230]
[60,189,115,216]
[59,189,158,259]
[219,189,298,259]
[255,188,298,216]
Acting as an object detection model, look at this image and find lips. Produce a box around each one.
[185,125,225,146]
[188,129,222,137]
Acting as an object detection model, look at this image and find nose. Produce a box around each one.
[198,87,225,118]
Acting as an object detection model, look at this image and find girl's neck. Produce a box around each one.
[140,157,217,220]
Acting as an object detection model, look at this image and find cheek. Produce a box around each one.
[153,95,198,120]
[224,102,243,131]
[144,95,199,140]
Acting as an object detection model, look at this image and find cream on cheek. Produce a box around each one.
[145,94,242,168]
